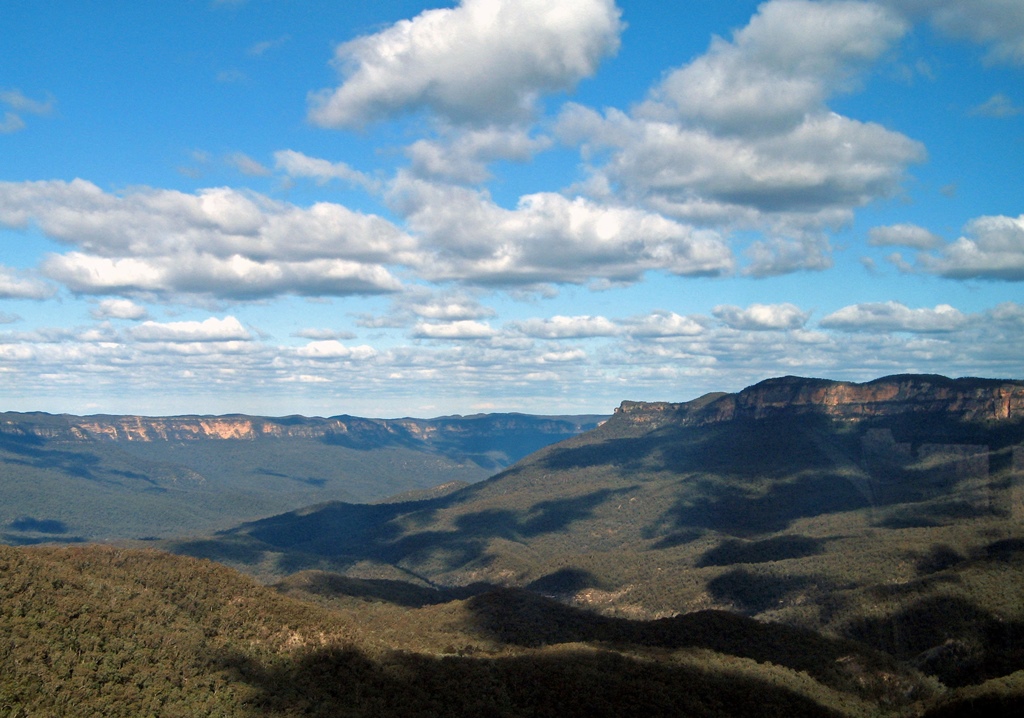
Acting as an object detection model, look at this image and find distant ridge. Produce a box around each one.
[613,374,1024,430]
[0,410,606,544]
[0,410,606,447]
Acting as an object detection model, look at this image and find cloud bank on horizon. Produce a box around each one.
[1,0,1022,417]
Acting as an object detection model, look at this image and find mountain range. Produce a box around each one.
[0,411,604,544]
[165,375,1024,686]
[2,373,1023,715]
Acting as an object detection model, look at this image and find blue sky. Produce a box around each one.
[1,0,1023,418]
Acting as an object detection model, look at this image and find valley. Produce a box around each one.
[1,374,1023,715]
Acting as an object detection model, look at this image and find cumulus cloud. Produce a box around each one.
[623,310,706,337]
[0,179,409,300]
[0,266,55,299]
[539,348,587,362]
[409,297,495,321]
[273,150,378,190]
[509,310,709,339]
[869,223,944,249]
[292,328,357,341]
[130,316,252,342]
[713,303,810,330]
[512,315,619,338]
[295,340,377,360]
[643,0,908,135]
[915,214,1024,280]
[413,320,498,339]
[819,301,968,332]
[308,0,624,127]
[90,298,149,320]
[405,126,552,183]
[556,0,923,270]
[391,175,733,286]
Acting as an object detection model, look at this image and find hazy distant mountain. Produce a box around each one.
[0,411,605,544]
[172,374,1024,690]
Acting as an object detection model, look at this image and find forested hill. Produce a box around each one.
[0,411,605,544]
[172,374,1024,695]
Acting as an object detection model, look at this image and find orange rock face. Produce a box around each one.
[615,375,1024,428]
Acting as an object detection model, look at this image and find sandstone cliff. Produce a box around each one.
[0,411,603,447]
[613,374,1024,429]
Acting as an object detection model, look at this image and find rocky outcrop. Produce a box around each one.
[0,411,604,446]
[614,375,1024,429]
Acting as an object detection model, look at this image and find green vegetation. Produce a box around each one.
[163,390,1024,703]
[0,544,939,716]
[4,377,1024,713]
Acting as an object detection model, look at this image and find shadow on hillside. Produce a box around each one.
[844,594,1024,687]
[215,639,847,718]
[0,432,168,490]
[706,568,829,614]
[172,488,635,576]
[274,571,493,608]
[661,471,871,536]
[220,587,933,714]
[457,589,916,694]
[696,535,827,567]
[875,499,997,529]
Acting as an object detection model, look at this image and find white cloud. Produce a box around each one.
[642,0,908,135]
[0,266,55,299]
[916,214,1024,280]
[409,298,495,321]
[869,223,944,249]
[292,328,357,341]
[413,320,498,339]
[295,340,377,360]
[990,302,1024,325]
[91,299,149,320]
[713,303,810,330]
[0,311,20,324]
[391,175,733,286]
[819,301,968,332]
[556,0,924,271]
[273,150,379,191]
[130,316,252,342]
[623,310,706,337]
[512,315,619,338]
[405,126,552,183]
[308,0,624,127]
[539,348,587,362]
[43,252,404,299]
[0,179,410,300]
[744,236,834,277]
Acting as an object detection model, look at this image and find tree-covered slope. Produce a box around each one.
[170,375,1024,692]
[0,543,957,717]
